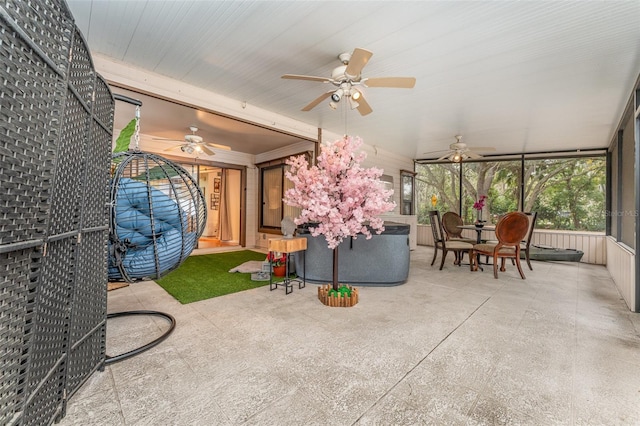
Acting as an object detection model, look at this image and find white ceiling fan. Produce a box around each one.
[156,126,231,156]
[282,48,416,116]
[424,135,496,162]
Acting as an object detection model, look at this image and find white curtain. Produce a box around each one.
[219,169,233,241]
[262,168,282,227]
[282,165,301,220]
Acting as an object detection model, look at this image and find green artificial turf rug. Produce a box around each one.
[156,250,268,304]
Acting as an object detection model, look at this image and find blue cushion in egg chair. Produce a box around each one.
[108,178,196,281]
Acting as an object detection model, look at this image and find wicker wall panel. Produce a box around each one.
[21,237,76,425]
[1,0,73,76]
[93,75,115,129]
[20,371,63,426]
[65,230,107,397]
[65,52,112,397]
[68,28,95,108]
[1,1,112,423]
[0,16,63,245]
[0,248,40,426]
[47,91,90,236]
[81,122,111,229]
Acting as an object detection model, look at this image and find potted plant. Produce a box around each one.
[267,252,287,277]
[284,136,395,306]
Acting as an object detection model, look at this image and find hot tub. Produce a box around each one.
[293,222,410,286]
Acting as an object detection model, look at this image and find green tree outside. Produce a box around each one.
[416,157,605,232]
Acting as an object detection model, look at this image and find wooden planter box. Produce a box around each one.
[318,284,359,307]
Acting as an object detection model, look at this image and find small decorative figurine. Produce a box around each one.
[281,216,296,239]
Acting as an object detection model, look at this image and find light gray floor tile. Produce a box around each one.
[58,246,639,426]
[467,395,539,425]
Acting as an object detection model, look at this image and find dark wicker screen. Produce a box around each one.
[0,1,112,425]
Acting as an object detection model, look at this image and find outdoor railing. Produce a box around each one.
[417,225,606,264]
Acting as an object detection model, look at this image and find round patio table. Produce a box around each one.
[457,224,495,244]
[458,224,496,270]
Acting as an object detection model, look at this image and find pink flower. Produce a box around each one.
[473,195,487,211]
[283,136,396,249]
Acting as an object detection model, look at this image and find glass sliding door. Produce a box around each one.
[197,165,242,248]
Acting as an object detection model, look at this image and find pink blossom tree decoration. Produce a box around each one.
[284,136,396,290]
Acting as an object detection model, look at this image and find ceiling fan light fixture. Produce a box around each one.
[348,96,360,110]
[180,145,195,154]
[283,48,415,115]
[451,152,463,163]
[331,88,343,102]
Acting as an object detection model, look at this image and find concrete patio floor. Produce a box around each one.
[59,246,640,425]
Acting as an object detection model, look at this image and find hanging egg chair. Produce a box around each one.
[108,151,206,282]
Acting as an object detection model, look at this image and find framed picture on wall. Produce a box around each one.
[214,178,221,193]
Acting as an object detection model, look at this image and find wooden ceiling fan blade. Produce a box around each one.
[436,153,452,161]
[199,145,215,156]
[282,74,332,83]
[468,146,496,152]
[355,94,373,116]
[163,145,181,152]
[205,142,231,151]
[345,48,373,77]
[423,148,449,155]
[465,151,483,159]
[302,91,333,111]
[364,77,416,88]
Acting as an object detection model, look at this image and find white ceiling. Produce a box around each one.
[66,1,640,159]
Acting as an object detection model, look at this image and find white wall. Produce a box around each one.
[606,237,636,312]
[245,166,258,248]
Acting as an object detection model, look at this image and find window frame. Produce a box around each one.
[400,169,416,215]
[257,152,311,234]
[415,151,607,232]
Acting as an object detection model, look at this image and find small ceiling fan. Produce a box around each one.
[155,126,231,156]
[282,48,416,116]
[424,135,496,162]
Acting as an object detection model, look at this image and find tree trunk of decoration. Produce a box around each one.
[332,247,339,291]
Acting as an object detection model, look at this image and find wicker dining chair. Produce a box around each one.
[442,211,477,265]
[471,212,529,279]
[429,210,474,270]
[442,212,477,244]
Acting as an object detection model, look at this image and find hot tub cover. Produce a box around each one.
[297,221,410,236]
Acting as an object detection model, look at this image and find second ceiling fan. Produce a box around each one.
[282,48,416,116]
[155,126,231,156]
[425,135,496,163]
